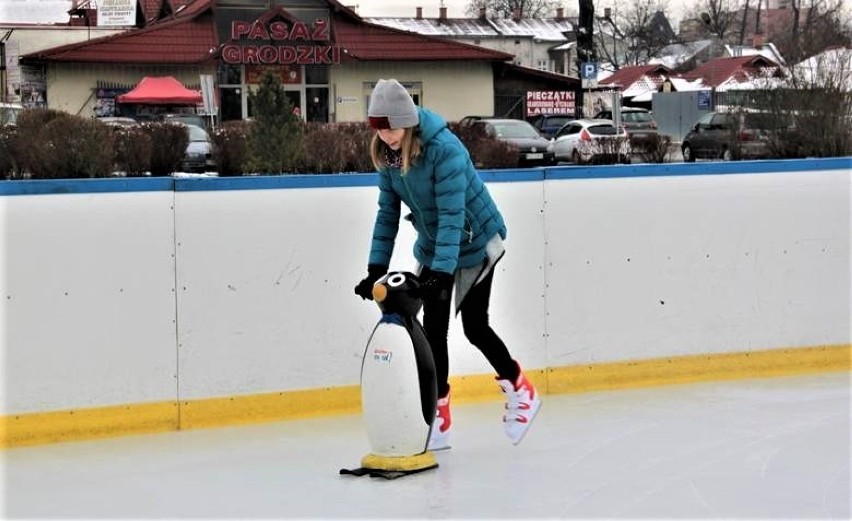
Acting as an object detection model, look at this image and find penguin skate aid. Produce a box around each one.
[350,78,542,460]
[341,270,439,479]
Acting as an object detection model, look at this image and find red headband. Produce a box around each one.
[368,116,392,130]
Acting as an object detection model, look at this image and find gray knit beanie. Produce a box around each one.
[367,79,419,129]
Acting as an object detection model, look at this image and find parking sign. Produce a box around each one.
[581,62,598,80]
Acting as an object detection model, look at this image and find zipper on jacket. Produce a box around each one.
[402,175,434,241]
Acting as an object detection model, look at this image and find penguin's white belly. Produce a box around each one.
[361,322,430,457]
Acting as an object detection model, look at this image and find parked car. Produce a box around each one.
[96,116,139,129]
[163,113,210,131]
[528,113,575,138]
[681,111,778,162]
[177,123,216,173]
[548,119,631,164]
[470,118,555,166]
[458,115,490,128]
[593,107,658,146]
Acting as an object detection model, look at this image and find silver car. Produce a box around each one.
[548,119,631,164]
[180,123,216,173]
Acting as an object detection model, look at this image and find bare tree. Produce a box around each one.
[737,0,751,45]
[754,47,852,157]
[464,0,561,18]
[781,0,850,62]
[692,0,742,41]
[596,0,675,69]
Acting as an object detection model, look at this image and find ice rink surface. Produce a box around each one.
[2,372,850,519]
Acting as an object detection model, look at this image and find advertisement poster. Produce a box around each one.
[98,0,137,27]
[94,87,130,117]
[3,39,21,103]
[21,65,46,109]
[526,91,575,117]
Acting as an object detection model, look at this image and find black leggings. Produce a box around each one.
[421,267,519,398]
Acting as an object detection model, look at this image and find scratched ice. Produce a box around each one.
[2,372,849,519]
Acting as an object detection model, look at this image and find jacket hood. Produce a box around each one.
[417,107,448,143]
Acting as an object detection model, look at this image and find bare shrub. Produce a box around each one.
[0,126,21,179]
[113,126,152,177]
[143,122,188,176]
[632,134,673,163]
[449,122,519,169]
[211,120,250,176]
[26,116,114,179]
[13,108,68,175]
[297,122,374,174]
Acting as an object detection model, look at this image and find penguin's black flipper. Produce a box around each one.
[339,464,438,480]
[339,467,371,477]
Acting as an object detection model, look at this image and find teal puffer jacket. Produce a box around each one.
[368,107,507,275]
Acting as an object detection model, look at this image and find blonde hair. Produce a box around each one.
[369,127,422,174]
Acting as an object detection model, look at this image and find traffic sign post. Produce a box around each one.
[581,61,598,89]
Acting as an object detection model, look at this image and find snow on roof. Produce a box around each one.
[725,43,785,65]
[364,17,499,37]
[487,17,573,41]
[365,16,573,42]
[792,46,852,90]
[668,77,706,91]
[649,40,714,69]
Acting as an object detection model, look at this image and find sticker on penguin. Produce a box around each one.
[340,271,439,480]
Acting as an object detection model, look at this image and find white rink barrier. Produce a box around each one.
[1,158,850,446]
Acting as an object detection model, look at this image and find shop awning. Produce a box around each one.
[117,76,202,105]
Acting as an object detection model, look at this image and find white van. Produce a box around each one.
[1,102,24,127]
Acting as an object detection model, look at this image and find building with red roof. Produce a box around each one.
[15,0,581,123]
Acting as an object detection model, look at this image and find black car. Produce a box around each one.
[527,113,575,138]
[681,111,778,162]
[471,118,555,167]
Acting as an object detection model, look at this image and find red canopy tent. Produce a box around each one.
[117,76,202,105]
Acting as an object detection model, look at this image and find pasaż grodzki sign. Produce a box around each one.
[221,18,341,65]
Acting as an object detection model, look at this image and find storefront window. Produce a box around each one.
[221,87,243,122]
[305,65,328,85]
[218,63,242,85]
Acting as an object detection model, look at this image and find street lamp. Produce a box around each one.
[700,12,720,110]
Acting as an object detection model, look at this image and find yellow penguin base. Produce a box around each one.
[340,451,438,479]
[361,451,437,471]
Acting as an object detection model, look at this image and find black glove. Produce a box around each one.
[420,269,454,302]
[354,264,388,300]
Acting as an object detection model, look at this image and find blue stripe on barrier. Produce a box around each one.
[1,157,849,196]
[0,177,174,196]
[173,173,379,192]
[545,157,851,180]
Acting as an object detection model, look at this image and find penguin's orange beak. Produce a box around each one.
[372,283,387,302]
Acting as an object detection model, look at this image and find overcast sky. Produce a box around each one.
[0,0,686,26]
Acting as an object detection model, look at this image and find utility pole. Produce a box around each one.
[0,30,13,103]
[576,0,596,117]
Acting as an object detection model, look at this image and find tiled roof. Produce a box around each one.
[24,9,216,64]
[681,55,779,88]
[599,64,672,88]
[24,0,510,64]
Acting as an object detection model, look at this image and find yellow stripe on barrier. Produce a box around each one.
[2,344,849,449]
[545,344,851,394]
[1,401,179,448]
[178,384,362,430]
